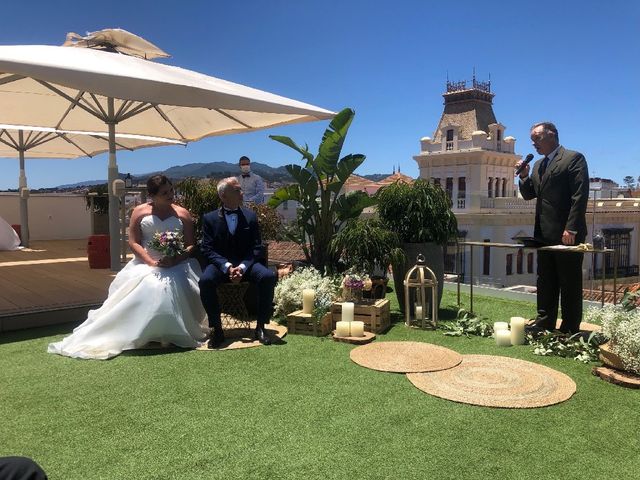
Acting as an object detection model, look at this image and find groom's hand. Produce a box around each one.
[229,266,243,283]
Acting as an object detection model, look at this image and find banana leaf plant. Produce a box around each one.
[268,108,376,274]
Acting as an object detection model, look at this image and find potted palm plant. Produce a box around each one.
[375,178,458,311]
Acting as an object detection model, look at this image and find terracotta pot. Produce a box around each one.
[599,341,626,371]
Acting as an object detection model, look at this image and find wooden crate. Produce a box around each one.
[286,310,332,336]
[330,299,390,333]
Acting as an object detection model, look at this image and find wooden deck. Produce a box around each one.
[0,240,120,332]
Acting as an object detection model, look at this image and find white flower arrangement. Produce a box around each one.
[585,304,640,374]
[273,267,340,322]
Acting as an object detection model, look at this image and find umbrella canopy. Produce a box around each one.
[0,124,183,159]
[0,44,334,142]
[0,124,184,246]
[0,29,335,268]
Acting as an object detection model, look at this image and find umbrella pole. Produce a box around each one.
[18,132,30,247]
[107,98,121,271]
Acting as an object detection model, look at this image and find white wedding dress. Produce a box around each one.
[48,215,208,360]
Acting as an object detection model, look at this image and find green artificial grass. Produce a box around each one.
[1,290,639,480]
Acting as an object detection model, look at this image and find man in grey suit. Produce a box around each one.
[516,122,589,334]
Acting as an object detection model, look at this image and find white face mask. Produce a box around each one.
[240,165,250,174]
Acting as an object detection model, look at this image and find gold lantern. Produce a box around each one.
[403,254,438,329]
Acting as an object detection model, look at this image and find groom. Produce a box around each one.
[199,177,276,348]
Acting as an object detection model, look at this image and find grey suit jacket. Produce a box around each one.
[519,146,589,245]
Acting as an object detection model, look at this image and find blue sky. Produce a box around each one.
[0,0,638,189]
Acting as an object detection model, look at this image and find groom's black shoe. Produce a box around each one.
[254,325,272,346]
[208,329,225,349]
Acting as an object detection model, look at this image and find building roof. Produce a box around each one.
[582,282,640,304]
[267,241,307,265]
[432,87,498,142]
[343,174,376,187]
[377,172,414,185]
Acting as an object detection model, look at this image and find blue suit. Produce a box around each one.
[198,207,275,330]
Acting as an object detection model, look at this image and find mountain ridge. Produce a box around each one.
[55,161,394,189]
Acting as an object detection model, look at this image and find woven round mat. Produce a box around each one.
[407,354,576,408]
[558,320,601,332]
[350,341,462,373]
[196,322,287,351]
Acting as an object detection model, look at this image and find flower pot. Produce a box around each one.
[342,286,363,303]
[392,242,444,313]
[599,341,626,371]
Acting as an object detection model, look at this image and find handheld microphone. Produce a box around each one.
[515,154,535,175]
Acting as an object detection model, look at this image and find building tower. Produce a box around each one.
[413,77,521,212]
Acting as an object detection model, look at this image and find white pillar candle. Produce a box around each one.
[335,321,351,337]
[415,305,423,318]
[302,289,315,314]
[493,321,509,333]
[495,329,512,347]
[510,316,526,345]
[350,321,365,337]
[342,302,354,323]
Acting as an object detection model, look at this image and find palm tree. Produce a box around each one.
[268,108,376,273]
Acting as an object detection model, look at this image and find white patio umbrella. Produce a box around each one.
[0,124,184,247]
[0,29,335,268]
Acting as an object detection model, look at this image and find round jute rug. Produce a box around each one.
[407,354,576,408]
[196,322,287,351]
[350,341,462,373]
[557,320,601,332]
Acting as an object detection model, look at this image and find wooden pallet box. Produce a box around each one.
[286,310,332,336]
[330,299,390,333]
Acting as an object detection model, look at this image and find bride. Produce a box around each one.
[48,175,208,359]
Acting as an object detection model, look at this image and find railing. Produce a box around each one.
[595,265,638,278]
[481,198,495,208]
[457,198,466,209]
[456,241,617,313]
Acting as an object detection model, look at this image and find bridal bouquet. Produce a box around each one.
[147,229,186,257]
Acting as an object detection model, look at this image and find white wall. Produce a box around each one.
[0,193,91,240]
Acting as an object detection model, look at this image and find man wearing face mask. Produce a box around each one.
[236,155,265,204]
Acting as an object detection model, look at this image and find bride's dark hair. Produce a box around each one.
[147,175,172,195]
